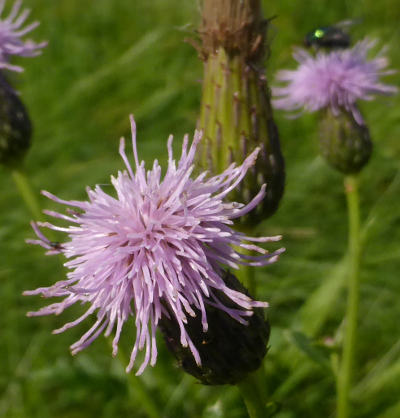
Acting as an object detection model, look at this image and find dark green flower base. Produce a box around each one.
[319,108,372,174]
[160,271,270,385]
[0,74,32,168]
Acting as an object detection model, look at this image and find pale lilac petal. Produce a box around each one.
[0,0,46,72]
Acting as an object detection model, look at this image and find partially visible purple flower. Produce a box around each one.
[0,0,46,72]
[24,116,284,375]
[273,39,397,125]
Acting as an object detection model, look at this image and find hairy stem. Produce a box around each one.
[198,0,285,223]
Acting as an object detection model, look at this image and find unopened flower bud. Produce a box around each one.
[0,75,31,167]
[318,108,372,174]
[196,0,285,223]
[159,270,270,385]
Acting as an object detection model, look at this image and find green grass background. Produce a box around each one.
[1,0,399,417]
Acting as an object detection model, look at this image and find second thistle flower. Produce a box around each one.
[273,38,397,174]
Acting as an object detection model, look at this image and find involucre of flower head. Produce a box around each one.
[24,116,284,375]
[273,38,397,125]
[160,270,270,385]
[0,73,31,166]
[319,107,372,174]
[0,0,47,72]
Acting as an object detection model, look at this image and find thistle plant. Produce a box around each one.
[25,116,283,400]
[187,2,287,415]
[2,1,400,417]
[273,37,397,417]
[0,0,46,218]
[196,0,285,223]
[274,39,396,174]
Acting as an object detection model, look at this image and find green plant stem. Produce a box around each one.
[238,370,272,418]
[236,225,257,296]
[337,175,361,418]
[236,249,257,297]
[236,234,267,418]
[11,168,42,220]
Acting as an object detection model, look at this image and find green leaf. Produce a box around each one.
[285,330,331,371]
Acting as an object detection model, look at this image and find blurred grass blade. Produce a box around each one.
[353,359,400,403]
[299,255,348,337]
[380,400,400,418]
[55,29,164,112]
[353,338,400,400]
[361,169,400,243]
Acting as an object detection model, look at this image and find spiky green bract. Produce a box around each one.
[197,0,285,224]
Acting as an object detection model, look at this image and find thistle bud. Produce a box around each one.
[196,0,285,223]
[318,108,372,174]
[0,75,32,167]
[159,271,270,385]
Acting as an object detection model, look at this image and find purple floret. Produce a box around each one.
[273,39,397,125]
[0,0,47,72]
[25,116,284,375]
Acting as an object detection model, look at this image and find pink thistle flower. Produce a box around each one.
[24,116,284,375]
[273,38,397,125]
[0,0,47,72]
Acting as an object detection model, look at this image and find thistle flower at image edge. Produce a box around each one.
[24,116,284,376]
[273,38,397,125]
[0,0,47,167]
[0,0,47,72]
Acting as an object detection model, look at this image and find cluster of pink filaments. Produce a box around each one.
[0,0,47,72]
[25,116,284,375]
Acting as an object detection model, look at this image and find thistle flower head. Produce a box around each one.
[273,38,397,125]
[24,116,284,375]
[0,0,47,72]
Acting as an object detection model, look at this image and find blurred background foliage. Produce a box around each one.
[0,0,399,417]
